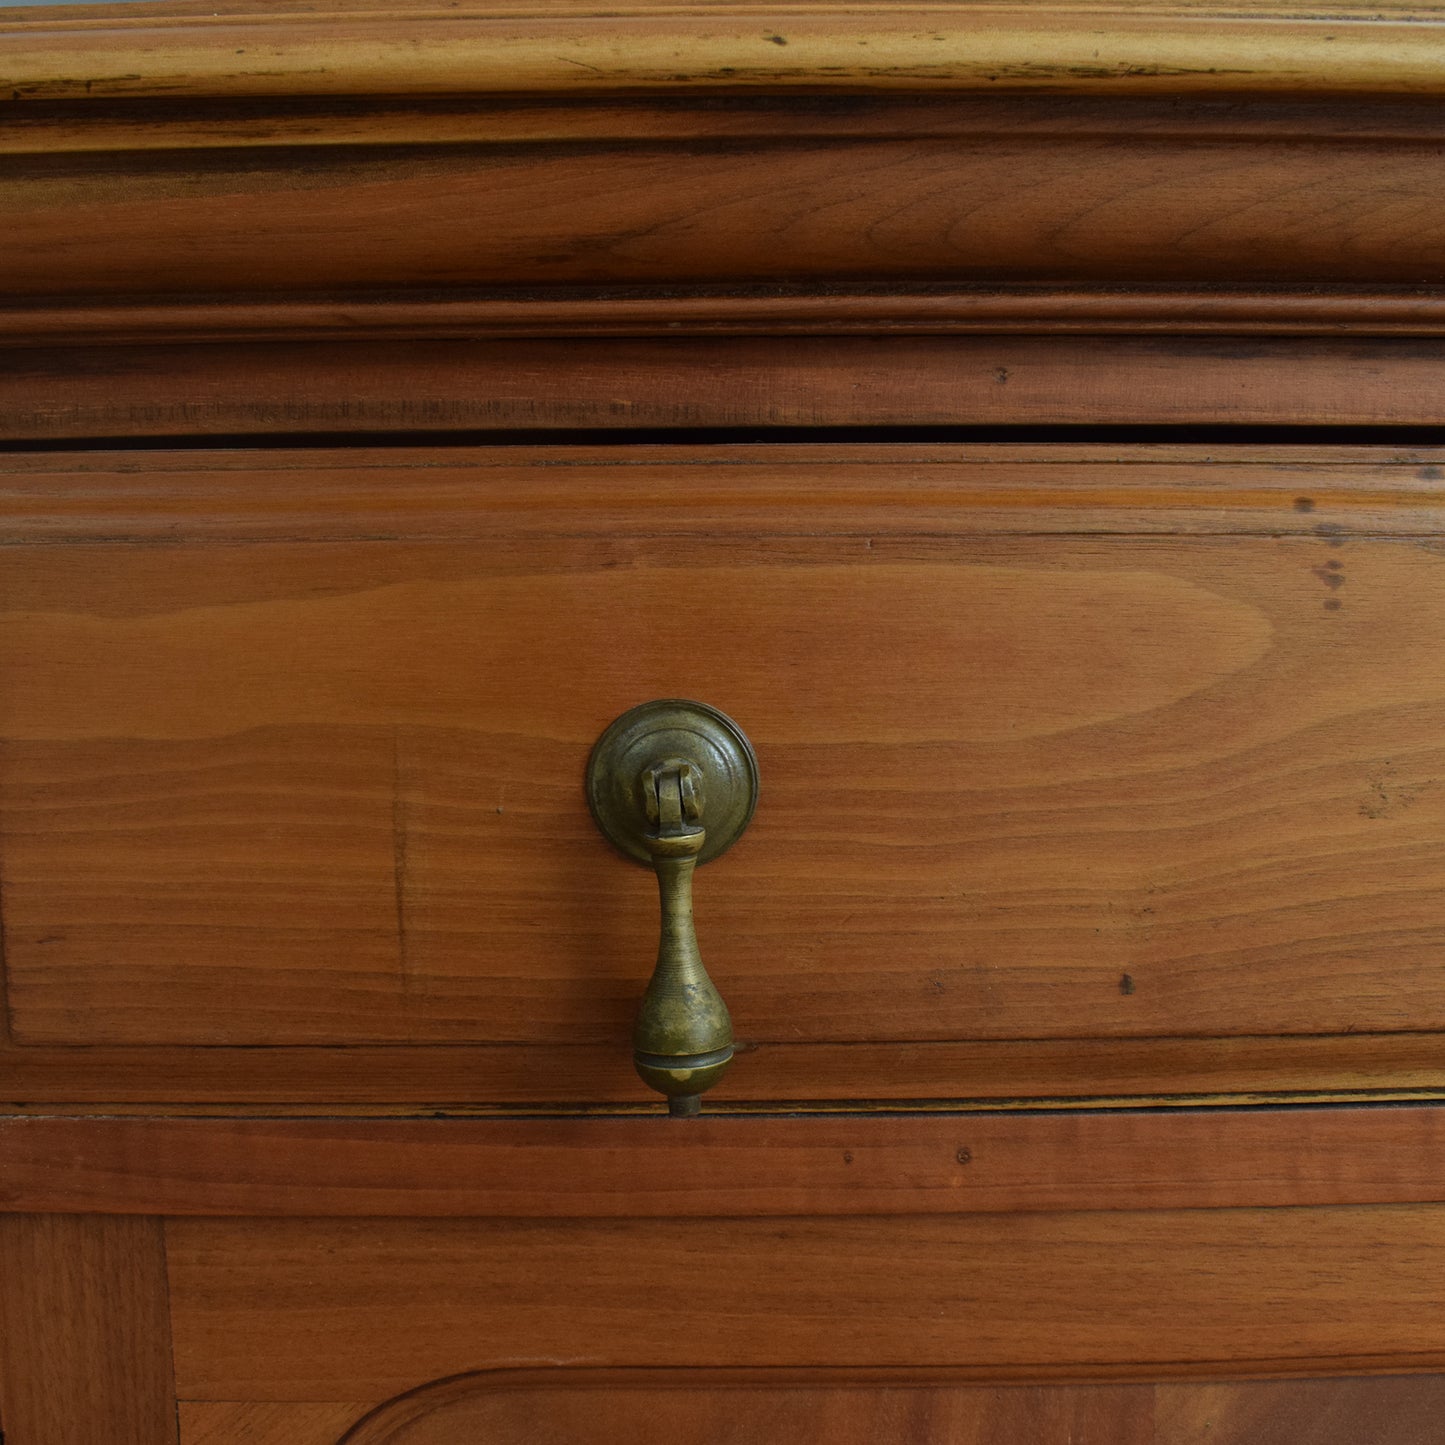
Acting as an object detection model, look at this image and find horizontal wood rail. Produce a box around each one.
[10,339,1445,439]
[6,5,1445,101]
[3,1106,1442,1216]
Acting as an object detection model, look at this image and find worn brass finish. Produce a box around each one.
[587,700,759,1117]
[587,700,758,867]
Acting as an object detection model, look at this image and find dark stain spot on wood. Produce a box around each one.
[1359,760,1427,819]
[1311,564,1345,590]
[956,1147,972,1165]
[1119,972,1136,996]
[842,1150,854,1164]
[1420,466,1443,481]
[767,34,789,46]
[1326,559,1343,571]
[930,976,945,994]
[1293,497,1316,513]
[1324,598,1343,611]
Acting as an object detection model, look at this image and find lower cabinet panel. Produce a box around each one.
[167,1207,1445,1402]
[8,1167,1445,1440]
[180,1402,372,1445]
[174,1375,1445,1445]
[1156,1376,1445,1445]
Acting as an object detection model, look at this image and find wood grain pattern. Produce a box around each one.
[17,289,1445,349]
[6,1036,1445,1111]
[338,1373,1155,1445]
[10,94,1445,309]
[165,1206,1445,1399]
[8,445,1445,1098]
[1157,1375,1445,1444]
[5,445,1445,1106]
[180,1402,368,1445]
[5,1108,1445,1217]
[10,337,1445,440]
[0,1214,178,1444]
[11,87,1445,372]
[6,5,1445,101]
[10,89,1445,162]
[14,0,1445,16]
[6,443,1445,541]
[173,1374,1445,1445]
[6,449,1445,1062]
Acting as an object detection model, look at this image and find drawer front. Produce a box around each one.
[2,442,1444,1106]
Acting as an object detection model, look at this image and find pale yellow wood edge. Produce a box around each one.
[5,9,1445,100]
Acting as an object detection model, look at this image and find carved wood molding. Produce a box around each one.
[11,290,1445,350]
[7,44,1445,348]
[8,337,1445,439]
[6,4,1445,102]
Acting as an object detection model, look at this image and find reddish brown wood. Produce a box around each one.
[7,528,1445,1056]
[8,337,1445,439]
[3,443,1445,542]
[33,101,1445,295]
[9,5,1445,1435]
[1156,1376,1445,1444]
[174,1373,1445,1445]
[14,290,1445,349]
[339,1372,1156,1445]
[165,1208,1445,1399]
[0,1214,179,1444]
[180,1402,369,1445]
[4,1035,1445,1111]
[2,1108,1443,1217]
[5,443,1445,1104]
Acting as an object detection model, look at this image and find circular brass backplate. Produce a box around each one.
[586,699,759,866]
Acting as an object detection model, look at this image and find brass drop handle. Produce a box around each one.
[587,701,759,1118]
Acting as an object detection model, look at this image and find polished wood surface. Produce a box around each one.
[4,445,1445,1107]
[0,536,1409,1048]
[173,1374,1445,1445]
[13,338,1445,439]
[181,1402,369,1445]
[9,1035,1445,1112]
[17,292,1445,346]
[11,69,1445,390]
[166,1207,1445,1399]
[0,1214,178,1444]
[12,94,1445,302]
[5,442,1445,541]
[5,1108,1445,1217]
[6,10,1445,1431]
[6,2,1445,102]
[1156,1376,1445,1444]
[339,1374,1158,1445]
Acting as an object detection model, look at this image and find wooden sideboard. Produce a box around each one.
[5,2,1445,1440]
